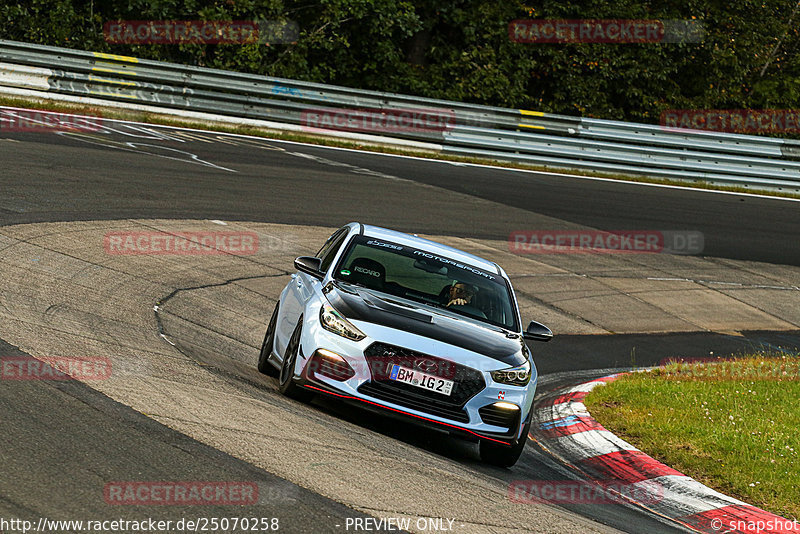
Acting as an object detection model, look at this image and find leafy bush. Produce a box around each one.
[3,0,800,123]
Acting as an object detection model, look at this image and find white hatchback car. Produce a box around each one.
[258,223,552,467]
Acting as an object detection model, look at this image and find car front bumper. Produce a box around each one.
[292,313,537,446]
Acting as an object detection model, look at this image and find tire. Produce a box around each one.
[479,416,531,468]
[278,317,314,402]
[257,302,280,376]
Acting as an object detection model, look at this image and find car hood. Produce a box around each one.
[323,282,526,367]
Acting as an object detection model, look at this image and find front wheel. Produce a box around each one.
[278,317,314,402]
[479,417,531,468]
[257,302,280,376]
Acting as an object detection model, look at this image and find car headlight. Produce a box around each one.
[320,303,366,341]
[491,360,532,386]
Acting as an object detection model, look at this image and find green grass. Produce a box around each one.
[585,354,800,520]
[1,94,799,200]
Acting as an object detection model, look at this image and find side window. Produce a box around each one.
[316,228,346,259]
[318,229,349,273]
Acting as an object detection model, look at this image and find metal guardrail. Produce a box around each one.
[1,39,799,192]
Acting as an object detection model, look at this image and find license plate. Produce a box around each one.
[389,364,454,396]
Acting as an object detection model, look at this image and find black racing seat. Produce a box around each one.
[347,257,386,290]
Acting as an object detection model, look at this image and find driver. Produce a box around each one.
[441,282,477,308]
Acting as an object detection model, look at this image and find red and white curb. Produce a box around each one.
[530,374,798,534]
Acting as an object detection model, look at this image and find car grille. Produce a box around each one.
[478,404,521,430]
[357,342,486,423]
[358,382,470,422]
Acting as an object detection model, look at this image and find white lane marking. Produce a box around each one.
[548,429,639,461]
[2,105,795,202]
[56,132,236,172]
[285,151,411,183]
[0,107,177,141]
[633,475,747,518]
[0,100,439,150]
[184,134,800,202]
[537,401,591,421]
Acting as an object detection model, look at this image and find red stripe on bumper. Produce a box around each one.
[302,384,511,445]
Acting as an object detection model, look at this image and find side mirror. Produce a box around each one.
[294,256,324,279]
[523,320,553,342]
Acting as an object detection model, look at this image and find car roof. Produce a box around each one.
[358,223,501,275]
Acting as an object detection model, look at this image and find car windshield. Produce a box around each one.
[333,235,518,331]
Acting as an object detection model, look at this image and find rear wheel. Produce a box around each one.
[257,302,280,376]
[279,317,314,402]
[479,417,531,468]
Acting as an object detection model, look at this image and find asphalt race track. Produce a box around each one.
[2,122,799,265]
[2,113,799,534]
